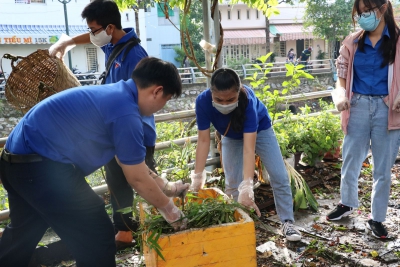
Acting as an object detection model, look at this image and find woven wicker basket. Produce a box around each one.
[2,49,81,113]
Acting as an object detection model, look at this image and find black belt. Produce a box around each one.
[1,149,45,163]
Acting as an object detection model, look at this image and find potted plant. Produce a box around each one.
[316,49,327,68]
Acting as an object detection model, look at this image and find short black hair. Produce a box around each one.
[132,57,182,98]
[81,0,122,30]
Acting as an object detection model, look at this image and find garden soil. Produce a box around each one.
[30,156,400,267]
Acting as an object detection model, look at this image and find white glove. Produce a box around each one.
[189,170,206,192]
[238,179,261,217]
[331,87,350,112]
[157,199,187,231]
[393,93,400,113]
[49,34,76,60]
[163,180,190,198]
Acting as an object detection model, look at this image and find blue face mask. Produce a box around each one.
[358,10,381,31]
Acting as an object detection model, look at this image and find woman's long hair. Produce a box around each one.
[210,68,248,132]
[352,0,399,66]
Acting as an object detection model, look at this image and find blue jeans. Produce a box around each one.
[340,93,400,222]
[221,127,294,222]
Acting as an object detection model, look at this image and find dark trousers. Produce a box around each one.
[0,158,116,267]
[105,146,156,232]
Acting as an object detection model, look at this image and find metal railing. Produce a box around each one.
[0,59,335,91]
[179,59,334,83]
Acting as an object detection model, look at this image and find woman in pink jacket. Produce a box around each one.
[327,0,400,239]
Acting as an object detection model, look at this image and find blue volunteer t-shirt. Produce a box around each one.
[196,85,271,139]
[101,27,156,147]
[5,79,146,175]
[352,25,389,96]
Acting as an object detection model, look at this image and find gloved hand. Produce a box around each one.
[157,199,187,231]
[49,34,76,60]
[163,180,190,198]
[393,93,400,113]
[189,170,206,192]
[331,87,350,112]
[238,179,261,217]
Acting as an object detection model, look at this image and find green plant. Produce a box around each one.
[226,56,252,70]
[157,139,195,182]
[299,110,343,166]
[0,184,8,211]
[138,193,250,261]
[285,160,318,211]
[269,52,276,63]
[316,49,327,60]
[246,53,313,125]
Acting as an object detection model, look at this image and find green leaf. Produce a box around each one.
[294,189,305,211]
[303,179,319,212]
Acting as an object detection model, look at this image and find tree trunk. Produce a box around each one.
[265,17,270,54]
[135,8,140,38]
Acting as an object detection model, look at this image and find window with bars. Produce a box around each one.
[242,45,249,59]
[237,10,241,20]
[86,47,98,72]
[227,10,231,20]
[15,0,45,3]
[305,39,312,50]
[232,45,238,60]
[222,46,228,66]
[279,41,286,57]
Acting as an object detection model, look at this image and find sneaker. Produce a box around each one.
[282,220,302,241]
[367,219,389,239]
[326,204,354,221]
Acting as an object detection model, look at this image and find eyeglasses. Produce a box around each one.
[87,27,104,36]
[353,5,383,21]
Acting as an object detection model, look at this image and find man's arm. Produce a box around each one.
[49,33,91,58]
[120,160,170,208]
[72,33,91,45]
[119,160,189,230]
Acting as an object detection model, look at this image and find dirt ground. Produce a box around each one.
[45,154,400,267]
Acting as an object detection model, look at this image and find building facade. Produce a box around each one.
[0,0,181,75]
[219,2,327,64]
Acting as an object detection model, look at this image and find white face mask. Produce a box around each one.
[90,26,112,47]
[212,101,238,114]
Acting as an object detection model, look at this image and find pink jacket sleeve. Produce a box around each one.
[336,44,351,79]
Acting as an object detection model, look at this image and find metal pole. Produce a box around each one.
[59,0,73,70]
[213,3,222,68]
[202,0,211,87]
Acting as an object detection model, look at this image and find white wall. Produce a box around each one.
[143,7,181,60]
[219,3,307,29]
[0,0,182,73]
[219,4,265,29]
[0,0,89,26]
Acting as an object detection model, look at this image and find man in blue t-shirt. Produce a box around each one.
[49,0,156,248]
[0,57,189,267]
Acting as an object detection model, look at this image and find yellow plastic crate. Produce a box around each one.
[141,188,257,267]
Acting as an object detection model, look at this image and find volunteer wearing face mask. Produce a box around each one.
[49,0,157,250]
[190,68,302,241]
[327,0,400,239]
